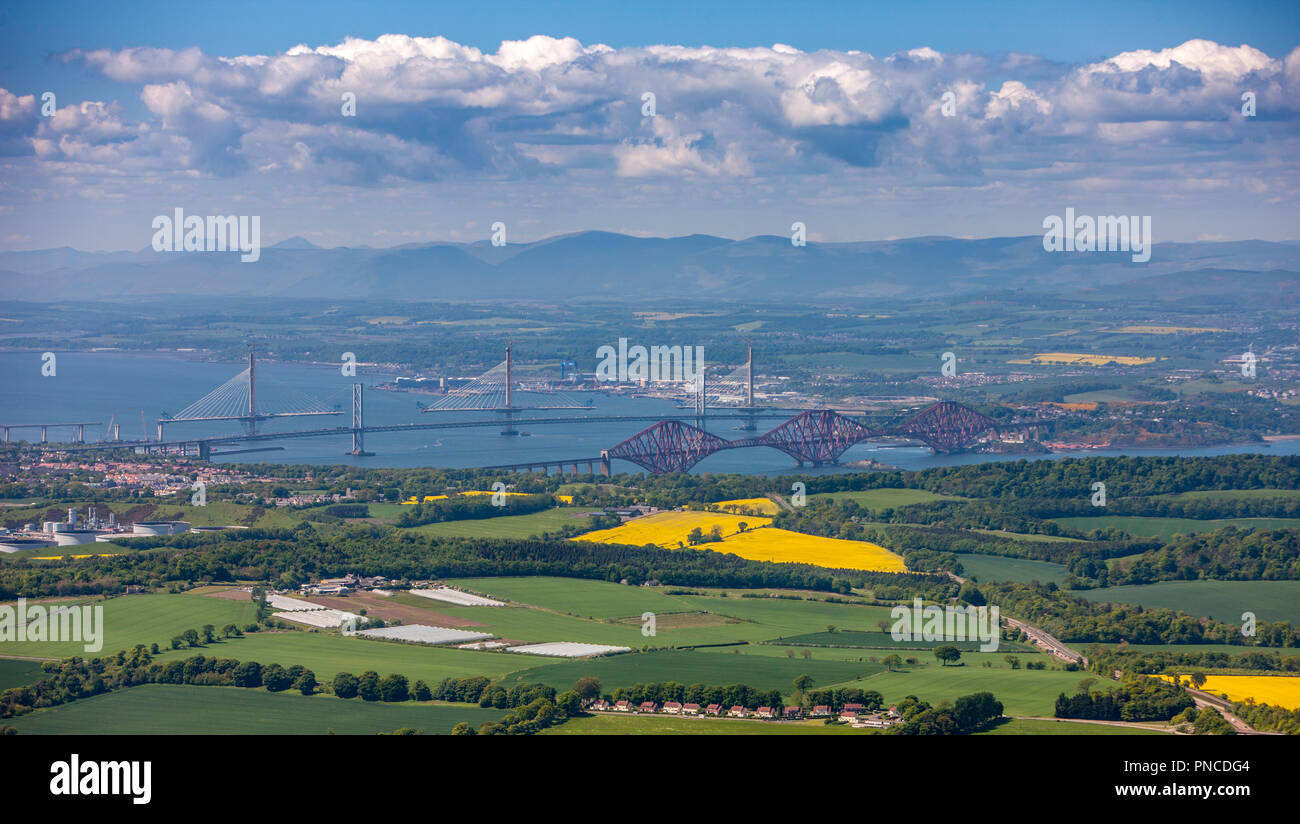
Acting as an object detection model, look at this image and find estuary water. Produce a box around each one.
[3,351,1297,474]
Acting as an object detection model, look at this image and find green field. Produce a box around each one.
[155,630,530,685]
[974,718,1167,735]
[499,647,885,694]
[957,553,1070,584]
[1075,580,1300,625]
[1153,489,1300,503]
[0,657,47,689]
[1053,515,1300,540]
[769,629,1026,652]
[445,576,699,618]
[10,684,502,735]
[0,593,259,659]
[542,713,870,735]
[404,507,599,539]
[838,659,1098,716]
[810,488,963,508]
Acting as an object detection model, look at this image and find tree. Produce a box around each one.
[877,619,891,634]
[262,663,292,692]
[294,670,317,696]
[556,690,582,716]
[1004,655,1021,670]
[201,624,216,644]
[451,722,476,735]
[358,670,381,701]
[881,654,903,672]
[573,677,602,702]
[333,672,359,699]
[413,680,432,701]
[792,674,815,699]
[1189,672,1208,690]
[182,628,200,647]
[231,661,262,688]
[934,646,962,667]
[379,673,409,702]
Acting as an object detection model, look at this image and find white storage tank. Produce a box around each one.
[53,530,98,546]
[133,521,191,536]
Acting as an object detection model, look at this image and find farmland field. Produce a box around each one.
[153,630,531,684]
[974,718,1167,735]
[0,593,259,659]
[542,713,870,735]
[1052,515,1300,540]
[0,657,47,689]
[1075,580,1300,625]
[708,497,783,515]
[405,507,599,539]
[707,528,906,572]
[769,629,1027,652]
[957,553,1070,584]
[499,647,885,693]
[576,510,769,548]
[837,659,1101,716]
[1158,674,1300,709]
[9,684,503,734]
[445,576,698,618]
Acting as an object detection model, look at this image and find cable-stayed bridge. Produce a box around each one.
[156,347,343,440]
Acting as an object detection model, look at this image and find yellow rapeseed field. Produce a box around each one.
[1160,674,1300,710]
[708,497,783,516]
[710,528,906,572]
[402,491,572,504]
[576,510,769,548]
[1008,352,1157,366]
[574,510,906,572]
[1107,325,1227,335]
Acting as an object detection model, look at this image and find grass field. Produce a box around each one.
[957,553,1070,584]
[708,497,783,516]
[840,660,1098,717]
[769,630,1024,652]
[0,657,47,689]
[1075,580,1300,625]
[542,713,870,735]
[1053,515,1300,540]
[153,630,532,685]
[974,718,1166,735]
[499,647,885,694]
[445,576,699,619]
[1158,674,1300,709]
[405,507,599,539]
[0,593,259,659]
[9,684,503,734]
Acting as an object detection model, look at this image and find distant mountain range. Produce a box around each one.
[2,232,1297,302]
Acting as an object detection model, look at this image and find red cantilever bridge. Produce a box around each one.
[602,401,1002,474]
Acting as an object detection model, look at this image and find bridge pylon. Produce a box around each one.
[346,383,374,456]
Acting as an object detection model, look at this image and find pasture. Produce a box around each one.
[1075,580,1300,625]
[499,647,885,694]
[1052,515,1300,540]
[838,658,1100,717]
[957,553,1069,584]
[9,684,502,735]
[405,507,599,539]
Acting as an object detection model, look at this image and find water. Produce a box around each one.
[4,351,1297,473]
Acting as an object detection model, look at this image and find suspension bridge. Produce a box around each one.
[29,344,1043,472]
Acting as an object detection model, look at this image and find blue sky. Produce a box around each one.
[0,1,1297,250]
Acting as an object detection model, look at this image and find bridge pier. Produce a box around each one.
[2,428,7,443]
[40,426,47,443]
[198,441,211,460]
[75,424,84,443]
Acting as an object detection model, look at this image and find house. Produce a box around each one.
[663,701,683,714]
[755,706,775,719]
[705,704,722,716]
[682,703,700,715]
[783,706,803,719]
[839,709,860,723]
[638,701,659,713]
[859,714,900,729]
[728,706,748,718]
[613,700,632,712]
[810,705,831,717]
[589,699,610,711]
[842,702,865,713]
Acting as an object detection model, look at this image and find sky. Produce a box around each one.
[0,0,1297,250]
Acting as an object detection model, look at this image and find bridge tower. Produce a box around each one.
[245,345,258,436]
[738,341,757,431]
[346,383,374,456]
[500,343,518,436]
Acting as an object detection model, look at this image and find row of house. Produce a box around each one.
[589,699,901,727]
